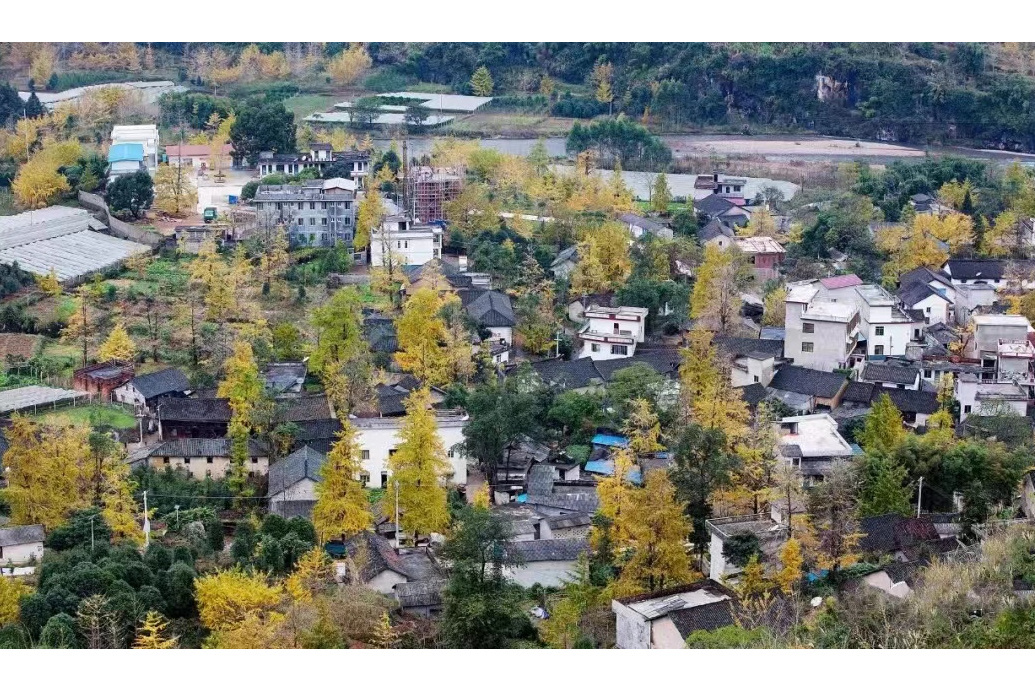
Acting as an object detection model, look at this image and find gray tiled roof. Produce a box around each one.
[530,357,603,390]
[526,463,556,495]
[551,246,578,268]
[268,445,326,497]
[862,363,920,386]
[340,532,413,581]
[738,383,768,408]
[264,362,307,394]
[900,266,952,290]
[842,381,876,404]
[396,579,446,608]
[0,524,44,547]
[714,336,784,359]
[883,388,939,415]
[699,217,736,242]
[460,289,515,327]
[277,395,334,423]
[505,537,589,562]
[669,600,736,639]
[769,365,848,399]
[593,349,682,382]
[159,397,231,422]
[148,437,267,458]
[524,492,599,513]
[897,280,950,308]
[617,212,668,233]
[131,368,190,399]
[694,195,738,218]
[542,513,593,530]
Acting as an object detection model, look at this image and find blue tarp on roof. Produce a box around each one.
[584,459,642,484]
[591,433,629,448]
[849,443,864,455]
[108,142,144,163]
[515,493,527,503]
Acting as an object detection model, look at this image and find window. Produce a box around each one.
[251,458,259,464]
[298,202,303,210]
[380,471,389,487]
[321,202,327,209]
[611,344,628,356]
[926,307,931,313]
[875,326,885,336]
[297,218,304,225]
[162,457,170,464]
[309,217,315,225]
[447,449,455,458]
[397,241,401,249]
[207,457,213,463]
[591,343,600,353]
[874,345,885,355]
[803,323,815,334]
[613,322,620,334]
[321,218,328,225]
[897,384,905,389]
[309,202,316,210]
[183,458,190,464]
[361,450,370,460]
[359,472,370,487]
[404,240,408,249]
[754,375,760,383]
[801,342,814,353]
[924,370,932,378]
[964,405,972,413]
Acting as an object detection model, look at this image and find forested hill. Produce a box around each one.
[366,42,1035,151]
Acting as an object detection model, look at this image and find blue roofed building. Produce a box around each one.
[107,142,146,179]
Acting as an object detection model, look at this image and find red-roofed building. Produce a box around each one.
[165,144,234,170]
[819,274,863,291]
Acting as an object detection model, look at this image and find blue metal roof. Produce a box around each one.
[108,142,145,163]
[515,493,528,503]
[583,459,642,485]
[591,433,629,448]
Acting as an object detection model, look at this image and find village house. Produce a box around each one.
[777,413,857,483]
[617,212,674,240]
[854,284,924,360]
[146,437,269,479]
[254,147,371,181]
[332,532,441,595]
[942,258,1035,291]
[263,361,308,397]
[577,305,649,360]
[549,246,578,280]
[107,142,146,179]
[113,368,191,412]
[252,178,357,248]
[370,215,443,267]
[698,218,737,249]
[714,336,785,388]
[352,412,468,489]
[706,513,788,582]
[970,314,1031,362]
[459,289,515,345]
[784,281,860,372]
[73,360,134,400]
[768,365,849,411]
[0,525,45,566]
[734,236,785,282]
[859,361,922,390]
[111,124,159,172]
[612,581,736,649]
[502,538,589,588]
[897,280,953,326]
[956,373,1029,423]
[164,143,234,170]
[267,445,325,518]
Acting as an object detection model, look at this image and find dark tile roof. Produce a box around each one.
[900,266,953,291]
[927,323,959,346]
[293,418,343,443]
[944,259,1013,282]
[694,194,737,218]
[460,289,516,327]
[617,212,668,234]
[859,514,944,556]
[530,357,603,390]
[263,362,307,394]
[159,397,231,422]
[277,395,333,423]
[523,493,599,513]
[542,513,593,530]
[395,579,446,608]
[551,245,578,267]
[268,445,326,497]
[148,437,267,458]
[884,388,940,415]
[699,218,736,242]
[363,316,398,353]
[714,336,784,359]
[0,524,45,547]
[269,500,317,519]
[769,365,848,399]
[739,383,768,408]
[593,349,682,382]
[842,381,876,404]
[668,600,737,639]
[338,532,414,581]
[526,463,556,495]
[505,537,589,562]
[130,368,190,400]
[897,281,950,308]
[862,363,920,386]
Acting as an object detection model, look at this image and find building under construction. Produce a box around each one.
[408,166,463,223]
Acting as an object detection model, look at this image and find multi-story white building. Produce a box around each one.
[971,314,1031,361]
[996,339,1035,385]
[111,124,159,172]
[784,282,860,371]
[854,284,924,359]
[253,178,357,247]
[578,306,648,360]
[352,412,468,488]
[956,373,1029,423]
[370,214,443,267]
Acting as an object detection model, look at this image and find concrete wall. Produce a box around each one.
[371,233,438,267]
[269,478,318,505]
[612,600,651,649]
[866,322,913,357]
[504,560,578,588]
[913,293,950,326]
[787,316,850,371]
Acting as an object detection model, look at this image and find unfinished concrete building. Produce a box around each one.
[408,166,462,223]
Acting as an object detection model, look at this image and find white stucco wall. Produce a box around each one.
[487,326,513,345]
[504,560,578,588]
[269,478,318,504]
[612,600,651,649]
[355,418,468,488]
[0,541,43,566]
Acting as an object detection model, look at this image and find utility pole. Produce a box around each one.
[916,476,924,518]
[555,329,562,359]
[394,479,400,551]
[143,490,150,548]
[89,514,95,552]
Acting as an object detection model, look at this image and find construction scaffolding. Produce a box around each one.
[408,166,463,223]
